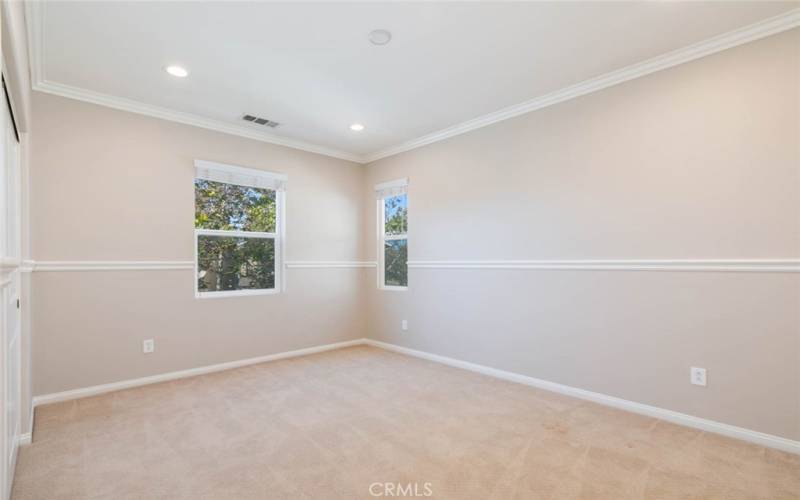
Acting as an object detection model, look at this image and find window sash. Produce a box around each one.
[194,180,285,298]
[377,193,408,290]
[195,228,276,239]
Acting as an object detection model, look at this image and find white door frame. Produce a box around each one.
[0,67,22,500]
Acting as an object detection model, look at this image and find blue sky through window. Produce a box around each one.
[384,194,408,236]
[384,194,407,219]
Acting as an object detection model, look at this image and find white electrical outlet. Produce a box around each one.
[401,320,408,331]
[143,339,155,354]
[691,367,706,386]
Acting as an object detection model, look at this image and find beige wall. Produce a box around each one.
[363,29,800,440]
[28,28,799,442]
[30,92,369,395]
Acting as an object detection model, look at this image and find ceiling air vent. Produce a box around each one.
[242,114,280,128]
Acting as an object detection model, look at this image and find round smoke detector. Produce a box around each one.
[368,29,392,46]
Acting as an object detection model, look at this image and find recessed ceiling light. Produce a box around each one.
[165,65,189,78]
[368,29,392,46]
[350,123,365,132]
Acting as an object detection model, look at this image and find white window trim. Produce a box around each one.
[195,159,287,190]
[376,179,408,291]
[194,160,286,299]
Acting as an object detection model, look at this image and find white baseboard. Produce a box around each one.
[28,336,799,455]
[32,339,365,407]
[364,339,800,455]
[18,403,35,446]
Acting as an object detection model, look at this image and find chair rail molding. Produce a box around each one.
[23,259,799,272]
[29,261,195,272]
[24,260,377,271]
[407,259,800,272]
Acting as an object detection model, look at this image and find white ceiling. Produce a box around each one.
[30,1,799,163]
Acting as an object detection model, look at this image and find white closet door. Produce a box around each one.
[0,77,21,500]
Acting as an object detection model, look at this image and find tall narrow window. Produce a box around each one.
[376,178,408,289]
[194,160,286,298]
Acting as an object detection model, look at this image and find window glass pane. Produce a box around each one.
[384,239,407,287]
[197,235,275,292]
[384,194,407,236]
[195,179,276,232]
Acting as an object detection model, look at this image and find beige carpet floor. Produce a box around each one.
[12,345,800,499]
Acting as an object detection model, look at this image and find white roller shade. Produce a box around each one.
[375,178,408,199]
[195,160,287,191]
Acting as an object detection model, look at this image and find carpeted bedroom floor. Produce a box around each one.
[12,345,800,499]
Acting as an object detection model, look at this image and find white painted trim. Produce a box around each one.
[285,261,377,268]
[193,188,285,297]
[26,336,800,454]
[362,9,800,163]
[195,288,279,299]
[0,258,20,270]
[374,178,409,191]
[364,339,800,455]
[24,260,799,273]
[24,1,44,92]
[17,403,35,446]
[23,260,377,271]
[194,159,287,182]
[407,259,800,273]
[377,194,410,289]
[24,2,361,164]
[26,2,800,165]
[279,193,287,292]
[20,402,34,446]
[376,199,384,289]
[31,339,365,407]
[194,159,287,193]
[31,261,194,272]
[196,228,276,239]
[32,79,364,164]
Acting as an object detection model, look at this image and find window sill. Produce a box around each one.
[380,286,408,292]
[195,289,279,299]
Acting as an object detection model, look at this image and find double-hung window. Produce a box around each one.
[194,160,286,298]
[376,178,408,290]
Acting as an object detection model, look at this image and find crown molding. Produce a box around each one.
[362,8,800,163]
[24,0,44,94]
[25,2,800,165]
[31,80,366,164]
[24,1,365,165]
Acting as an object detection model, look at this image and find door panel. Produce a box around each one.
[5,277,19,472]
[0,73,21,500]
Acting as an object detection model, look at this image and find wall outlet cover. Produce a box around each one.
[691,367,707,387]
